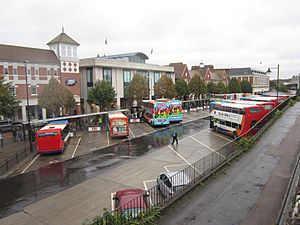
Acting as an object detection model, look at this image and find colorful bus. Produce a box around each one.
[142,100,170,126]
[156,99,183,122]
[209,102,266,138]
[108,112,129,137]
[36,120,71,154]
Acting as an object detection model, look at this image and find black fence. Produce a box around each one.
[0,143,36,176]
[91,96,296,224]
[182,99,211,112]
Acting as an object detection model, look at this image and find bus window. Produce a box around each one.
[238,109,246,115]
[232,123,239,129]
[249,108,261,114]
[226,121,232,127]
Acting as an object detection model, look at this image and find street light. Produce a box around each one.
[266,64,280,102]
[24,61,33,152]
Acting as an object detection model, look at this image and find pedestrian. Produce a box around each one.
[171,130,178,145]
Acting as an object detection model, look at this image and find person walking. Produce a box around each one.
[172,130,178,145]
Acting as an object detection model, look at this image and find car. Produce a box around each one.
[111,188,150,217]
[157,171,191,197]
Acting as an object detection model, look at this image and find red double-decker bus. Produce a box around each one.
[36,120,71,154]
[222,99,275,113]
[240,96,286,107]
[209,102,266,138]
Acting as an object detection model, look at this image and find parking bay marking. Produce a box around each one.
[21,154,40,174]
[208,130,232,141]
[190,136,226,159]
[164,164,188,172]
[129,127,135,138]
[72,137,82,158]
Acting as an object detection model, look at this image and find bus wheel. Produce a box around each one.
[233,132,238,139]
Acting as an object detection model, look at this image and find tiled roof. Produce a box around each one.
[169,62,186,79]
[0,44,59,64]
[47,32,79,45]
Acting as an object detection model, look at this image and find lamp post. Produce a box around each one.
[267,64,280,102]
[24,61,33,152]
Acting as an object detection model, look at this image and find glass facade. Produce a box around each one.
[123,69,131,95]
[103,68,112,84]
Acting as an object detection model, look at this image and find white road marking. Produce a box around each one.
[129,127,135,138]
[72,137,81,158]
[209,130,232,141]
[21,154,40,174]
[179,129,209,143]
[190,136,226,158]
[164,164,188,172]
[143,180,156,191]
[144,122,155,131]
[107,130,110,146]
[168,145,192,166]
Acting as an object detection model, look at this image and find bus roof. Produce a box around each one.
[222,100,273,105]
[243,96,278,101]
[48,120,69,125]
[212,102,261,109]
[40,123,67,131]
[108,112,127,119]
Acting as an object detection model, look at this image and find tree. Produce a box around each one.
[240,80,253,93]
[87,80,116,111]
[189,75,207,98]
[38,78,76,116]
[175,78,190,100]
[207,82,217,94]
[270,80,276,90]
[0,78,20,118]
[125,74,149,106]
[216,81,227,94]
[278,84,288,92]
[227,78,242,93]
[154,75,176,99]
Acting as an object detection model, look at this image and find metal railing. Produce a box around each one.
[0,143,36,176]
[92,96,296,224]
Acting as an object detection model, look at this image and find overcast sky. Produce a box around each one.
[1,0,299,79]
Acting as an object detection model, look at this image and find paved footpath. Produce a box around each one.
[159,102,300,225]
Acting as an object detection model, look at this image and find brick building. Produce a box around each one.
[0,30,80,121]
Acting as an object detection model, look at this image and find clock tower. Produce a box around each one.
[47,28,81,114]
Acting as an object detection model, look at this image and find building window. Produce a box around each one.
[4,65,9,76]
[13,65,18,76]
[9,86,16,96]
[61,45,66,57]
[35,67,39,76]
[137,70,149,85]
[73,47,77,57]
[86,68,93,87]
[47,67,50,79]
[31,85,37,95]
[27,66,31,76]
[67,46,71,57]
[123,69,131,94]
[103,68,112,84]
[154,72,161,83]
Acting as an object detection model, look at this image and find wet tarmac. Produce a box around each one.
[0,118,209,219]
